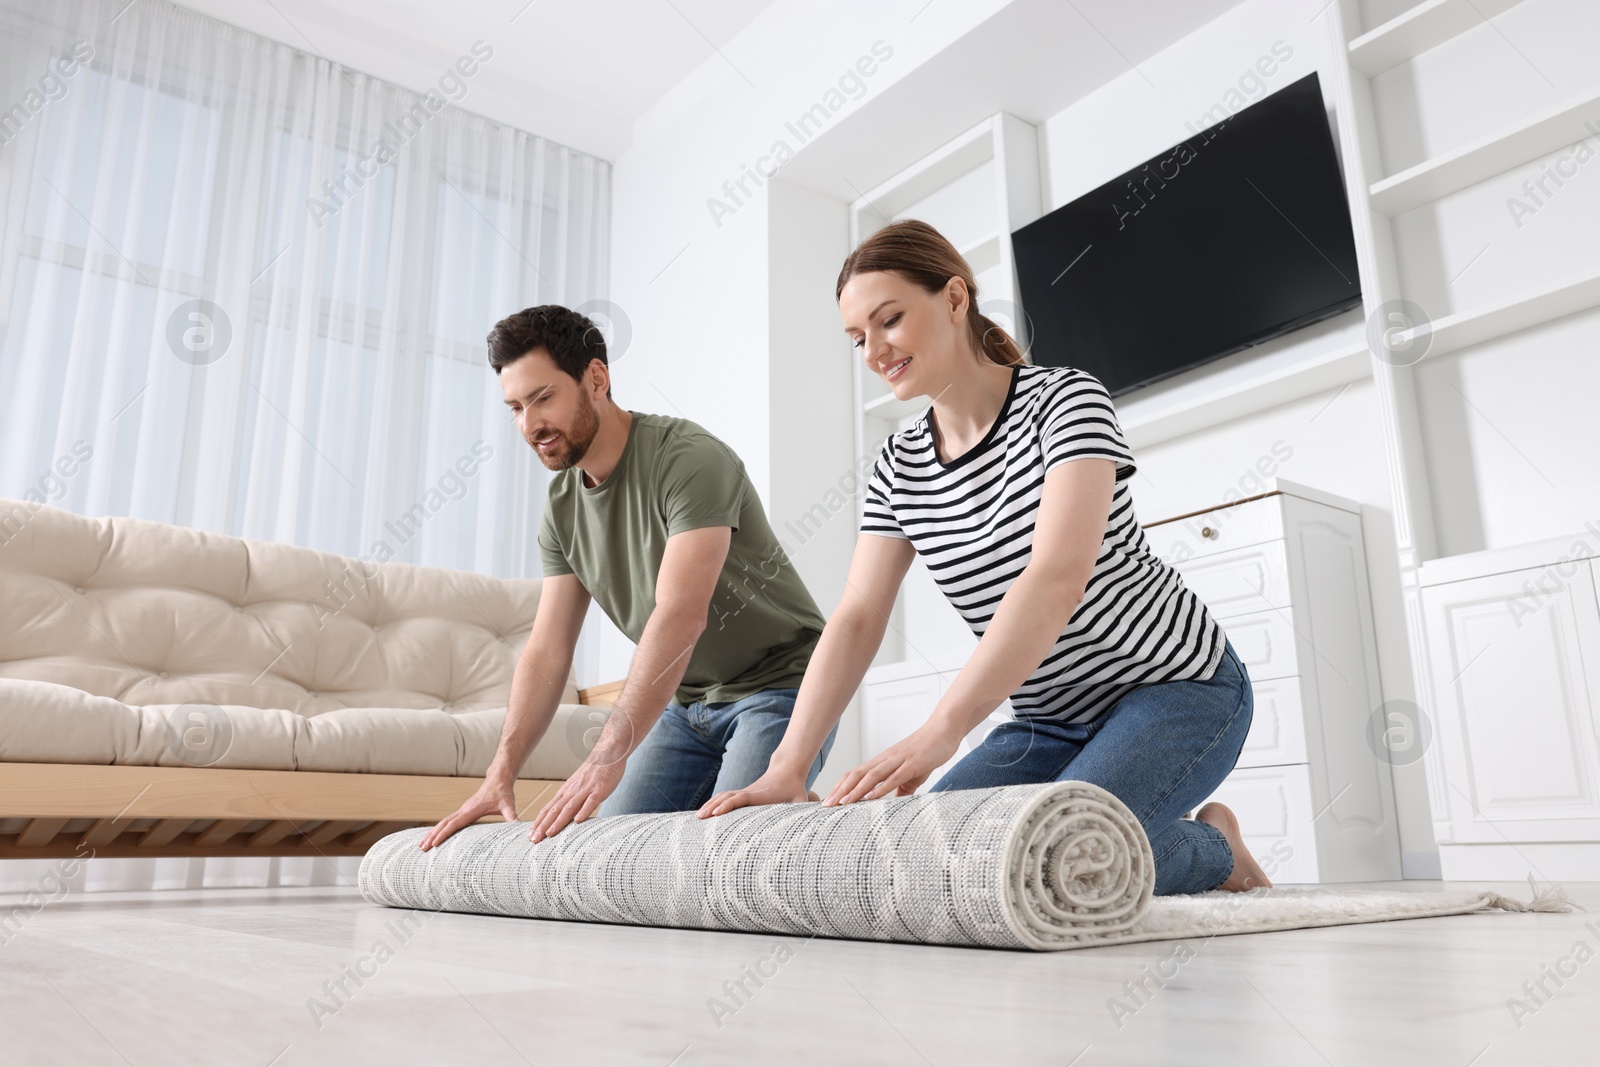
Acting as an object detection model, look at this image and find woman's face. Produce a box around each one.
[840,270,968,400]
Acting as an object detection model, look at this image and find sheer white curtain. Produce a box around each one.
[0,0,610,892]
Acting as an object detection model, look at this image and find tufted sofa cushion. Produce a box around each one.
[0,499,599,778]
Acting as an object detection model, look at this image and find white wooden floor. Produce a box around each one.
[2,879,1595,1065]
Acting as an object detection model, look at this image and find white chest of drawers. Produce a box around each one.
[859,477,1402,884]
[1142,480,1400,883]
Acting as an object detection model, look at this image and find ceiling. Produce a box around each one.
[174,0,1250,162]
[335,0,777,119]
[174,0,780,158]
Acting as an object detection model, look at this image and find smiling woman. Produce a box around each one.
[704,218,1270,898]
[838,218,1025,378]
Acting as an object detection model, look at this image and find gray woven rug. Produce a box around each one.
[358,782,1574,951]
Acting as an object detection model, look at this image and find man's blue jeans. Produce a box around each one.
[597,687,836,817]
[931,638,1253,896]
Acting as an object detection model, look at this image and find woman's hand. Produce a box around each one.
[822,722,962,807]
[698,768,812,818]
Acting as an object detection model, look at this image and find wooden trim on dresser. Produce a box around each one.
[1143,491,1283,528]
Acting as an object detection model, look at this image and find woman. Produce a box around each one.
[698,219,1269,895]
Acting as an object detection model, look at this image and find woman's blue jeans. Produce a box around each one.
[931,638,1253,896]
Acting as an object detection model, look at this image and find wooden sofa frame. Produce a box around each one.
[0,680,627,860]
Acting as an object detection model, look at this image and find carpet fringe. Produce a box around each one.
[1487,873,1586,914]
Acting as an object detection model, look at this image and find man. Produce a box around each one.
[420,305,833,850]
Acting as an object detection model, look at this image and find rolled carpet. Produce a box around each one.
[359,781,1154,950]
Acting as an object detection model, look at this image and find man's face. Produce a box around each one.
[500,349,601,471]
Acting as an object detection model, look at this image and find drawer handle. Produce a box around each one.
[1200,526,1217,540]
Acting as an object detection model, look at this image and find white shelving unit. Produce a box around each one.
[1124,0,1600,458]
[1404,267,1600,359]
[1347,0,1523,77]
[1137,3,1600,456]
[1120,339,1371,450]
[1368,83,1600,216]
[1323,0,1600,871]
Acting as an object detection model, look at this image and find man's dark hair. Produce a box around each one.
[486,305,610,397]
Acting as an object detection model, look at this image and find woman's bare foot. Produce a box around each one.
[1196,802,1273,892]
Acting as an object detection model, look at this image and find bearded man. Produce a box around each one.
[421,305,832,849]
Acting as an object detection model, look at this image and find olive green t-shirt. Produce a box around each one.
[538,411,825,707]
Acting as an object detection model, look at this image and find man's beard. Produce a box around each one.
[533,392,601,471]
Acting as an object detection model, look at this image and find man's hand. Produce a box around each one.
[697,768,812,818]
[526,751,629,842]
[822,722,962,807]
[418,776,519,851]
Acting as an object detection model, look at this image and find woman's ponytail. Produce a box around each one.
[970,310,1025,367]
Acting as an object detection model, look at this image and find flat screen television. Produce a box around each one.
[1010,71,1361,397]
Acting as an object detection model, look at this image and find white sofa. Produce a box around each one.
[0,499,607,858]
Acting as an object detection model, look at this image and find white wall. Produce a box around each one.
[605,0,1014,501]
[594,0,1020,685]
[766,178,859,785]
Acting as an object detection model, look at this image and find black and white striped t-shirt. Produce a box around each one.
[861,363,1226,724]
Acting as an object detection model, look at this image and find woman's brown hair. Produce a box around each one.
[835,218,1025,367]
